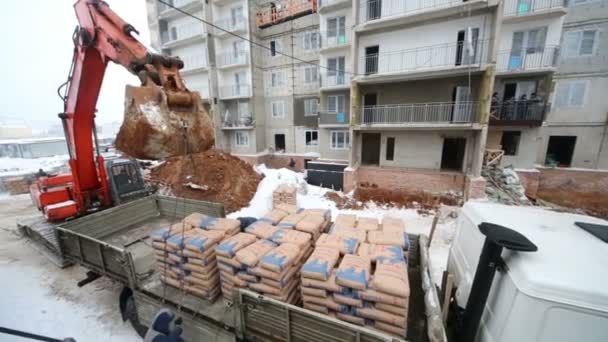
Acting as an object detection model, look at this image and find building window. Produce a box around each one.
[386,137,395,161]
[303,31,319,50]
[304,99,318,116]
[327,95,345,113]
[303,65,319,84]
[236,131,249,146]
[305,130,319,146]
[555,80,587,108]
[272,101,285,118]
[545,136,576,167]
[270,40,282,56]
[330,131,350,150]
[271,70,286,88]
[501,131,521,156]
[562,30,596,57]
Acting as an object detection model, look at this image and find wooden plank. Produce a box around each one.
[441,273,455,324]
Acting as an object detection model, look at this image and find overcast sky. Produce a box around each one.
[0,0,150,125]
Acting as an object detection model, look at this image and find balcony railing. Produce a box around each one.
[360,39,490,75]
[319,0,349,8]
[161,22,205,44]
[361,101,476,125]
[222,115,255,129]
[217,50,249,67]
[181,54,208,71]
[215,16,246,34]
[359,0,465,23]
[496,46,558,72]
[320,71,349,87]
[490,100,548,125]
[320,31,350,49]
[157,0,201,13]
[319,111,350,125]
[219,84,250,98]
[256,0,317,28]
[503,0,565,16]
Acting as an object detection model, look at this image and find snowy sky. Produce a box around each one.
[0,0,150,125]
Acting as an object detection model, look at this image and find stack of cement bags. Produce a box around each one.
[273,185,297,208]
[215,233,258,301]
[151,213,241,301]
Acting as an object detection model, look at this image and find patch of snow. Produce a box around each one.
[0,155,69,177]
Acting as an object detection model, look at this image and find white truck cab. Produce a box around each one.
[448,201,608,342]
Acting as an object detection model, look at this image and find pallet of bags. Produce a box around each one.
[300,247,341,314]
[357,259,410,338]
[332,254,372,325]
[373,216,409,251]
[152,224,192,291]
[183,213,241,237]
[272,185,297,208]
[356,217,380,232]
[180,229,225,300]
[259,208,289,225]
[357,243,406,264]
[244,220,279,240]
[316,233,359,255]
[215,233,258,301]
[301,269,349,315]
[334,214,357,230]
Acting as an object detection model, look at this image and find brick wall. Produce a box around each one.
[515,169,541,199]
[234,153,323,172]
[465,176,487,200]
[348,166,465,194]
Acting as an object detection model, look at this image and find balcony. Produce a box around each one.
[357,0,488,29]
[503,0,566,21]
[319,111,350,127]
[219,84,251,99]
[490,100,548,126]
[215,16,246,36]
[222,115,255,130]
[320,71,350,90]
[358,39,490,81]
[360,101,476,127]
[157,0,203,19]
[496,46,558,74]
[320,31,351,51]
[256,0,318,29]
[161,22,205,47]
[319,0,350,12]
[180,54,208,73]
[216,50,249,68]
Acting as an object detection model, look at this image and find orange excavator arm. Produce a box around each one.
[52,0,193,218]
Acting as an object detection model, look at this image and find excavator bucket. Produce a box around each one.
[115,84,215,160]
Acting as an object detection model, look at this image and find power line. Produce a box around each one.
[155,0,358,76]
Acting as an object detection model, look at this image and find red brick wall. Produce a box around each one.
[234,153,326,172]
[538,168,608,193]
[465,176,487,200]
[515,169,540,199]
[351,166,465,193]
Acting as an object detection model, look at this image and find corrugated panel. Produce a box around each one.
[157,196,225,218]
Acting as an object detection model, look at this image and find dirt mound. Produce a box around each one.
[354,187,461,210]
[150,150,262,213]
[324,191,363,210]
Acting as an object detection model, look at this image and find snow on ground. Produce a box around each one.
[0,196,138,342]
[0,155,69,177]
[229,165,459,285]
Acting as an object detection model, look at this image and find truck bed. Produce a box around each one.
[55,195,445,342]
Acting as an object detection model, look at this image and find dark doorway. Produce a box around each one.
[363,93,378,124]
[545,136,576,167]
[455,30,466,66]
[274,134,286,151]
[441,137,467,171]
[362,133,381,165]
[503,83,517,101]
[365,46,379,74]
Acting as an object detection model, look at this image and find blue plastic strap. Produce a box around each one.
[199,216,217,228]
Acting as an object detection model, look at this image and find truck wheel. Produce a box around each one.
[120,287,148,338]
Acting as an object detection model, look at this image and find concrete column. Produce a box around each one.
[471,65,495,177]
[349,80,361,167]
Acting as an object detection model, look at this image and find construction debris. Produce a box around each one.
[149,150,263,213]
[115,88,215,160]
[272,184,297,208]
[482,165,531,206]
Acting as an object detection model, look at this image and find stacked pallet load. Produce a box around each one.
[151,213,242,301]
[215,232,258,301]
[272,184,297,208]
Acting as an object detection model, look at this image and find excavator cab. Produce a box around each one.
[106,160,149,205]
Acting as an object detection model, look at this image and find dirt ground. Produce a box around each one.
[0,195,138,341]
[353,187,461,210]
[150,150,262,213]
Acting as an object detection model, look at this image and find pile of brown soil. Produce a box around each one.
[354,187,461,210]
[150,150,262,213]
[324,191,364,210]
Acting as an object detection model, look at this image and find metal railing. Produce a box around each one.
[360,39,490,75]
[496,46,558,72]
[361,101,476,125]
[490,100,548,123]
[320,71,349,87]
[256,0,317,28]
[215,16,246,34]
[219,84,251,98]
[222,115,255,128]
[216,50,249,67]
[161,22,205,44]
[319,111,350,125]
[320,31,350,49]
[359,0,465,23]
[157,0,201,13]
[503,0,565,16]
[319,0,349,8]
[180,54,208,71]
